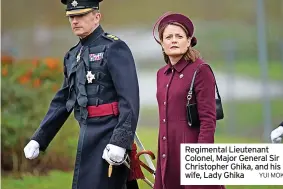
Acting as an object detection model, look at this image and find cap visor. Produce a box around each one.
[66,8,93,16]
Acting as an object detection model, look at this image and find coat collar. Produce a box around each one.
[80,25,104,46]
[163,57,190,74]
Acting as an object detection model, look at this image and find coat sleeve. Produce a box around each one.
[194,64,216,143]
[107,40,140,150]
[30,60,72,151]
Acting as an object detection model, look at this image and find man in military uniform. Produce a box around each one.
[23,0,141,188]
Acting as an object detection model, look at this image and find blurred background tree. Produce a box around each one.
[1,57,77,176]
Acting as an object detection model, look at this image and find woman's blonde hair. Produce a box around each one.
[158,22,200,63]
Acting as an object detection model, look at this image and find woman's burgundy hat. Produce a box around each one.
[153,12,197,47]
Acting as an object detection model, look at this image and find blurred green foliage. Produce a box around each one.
[1,56,78,175]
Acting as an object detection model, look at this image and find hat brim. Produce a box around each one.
[66,8,94,16]
[158,13,194,36]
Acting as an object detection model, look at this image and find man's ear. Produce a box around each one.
[95,12,101,21]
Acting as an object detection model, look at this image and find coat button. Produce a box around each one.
[166,84,169,87]
[163,101,166,105]
[163,136,166,140]
[162,154,166,158]
[163,119,166,123]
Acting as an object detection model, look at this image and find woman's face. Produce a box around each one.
[161,24,191,58]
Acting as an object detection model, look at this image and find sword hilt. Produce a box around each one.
[108,155,130,177]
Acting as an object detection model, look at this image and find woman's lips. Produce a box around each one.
[170,46,179,49]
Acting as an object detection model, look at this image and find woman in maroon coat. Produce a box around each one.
[153,12,225,189]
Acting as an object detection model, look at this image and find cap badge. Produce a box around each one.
[71,0,78,7]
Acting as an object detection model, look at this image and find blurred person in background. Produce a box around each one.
[23,0,141,188]
[270,122,283,143]
[152,12,225,189]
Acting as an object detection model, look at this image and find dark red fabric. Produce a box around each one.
[154,58,225,189]
[128,143,145,181]
[87,102,119,117]
[158,13,194,37]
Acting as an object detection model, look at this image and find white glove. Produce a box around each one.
[24,140,40,159]
[271,126,283,143]
[102,144,126,165]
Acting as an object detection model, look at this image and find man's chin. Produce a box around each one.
[73,30,84,37]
